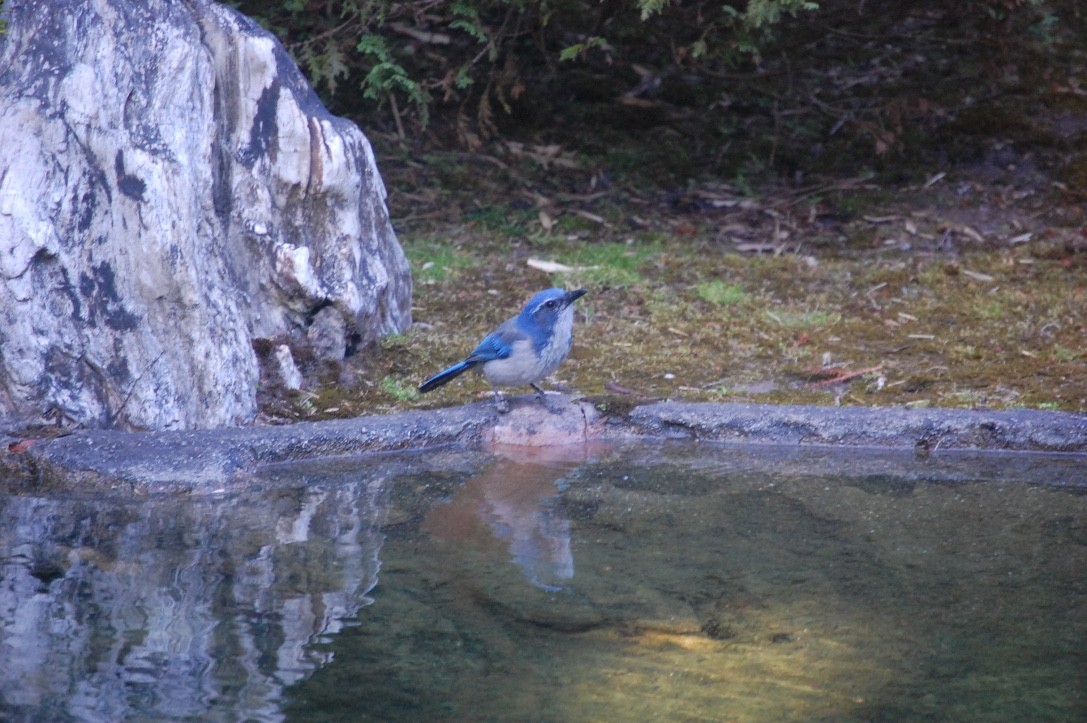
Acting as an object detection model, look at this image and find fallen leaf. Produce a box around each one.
[734,243,782,253]
[961,269,995,282]
[958,225,985,243]
[922,171,946,188]
[539,209,555,231]
[526,258,579,273]
[573,209,607,225]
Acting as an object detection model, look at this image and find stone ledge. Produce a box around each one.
[2,397,1085,492]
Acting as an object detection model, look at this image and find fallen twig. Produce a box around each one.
[808,364,884,388]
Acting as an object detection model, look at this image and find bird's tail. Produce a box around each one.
[418,360,477,393]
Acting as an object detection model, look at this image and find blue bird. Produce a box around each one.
[419,288,588,412]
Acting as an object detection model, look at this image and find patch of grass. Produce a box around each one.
[523,230,565,249]
[949,389,988,408]
[555,241,659,287]
[380,376,419,402]
[696,280,750,306]
[554,213,613,236]
[1053,346,1079,362]
[603,148,646,175]
[464,206,533,236]
[976,299,1010,320]
[764,308,841,329]
[403,238,479,283]
[379,332,411,350]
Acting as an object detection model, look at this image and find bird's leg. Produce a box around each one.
[530,383,562,414]
[492,387,510,414]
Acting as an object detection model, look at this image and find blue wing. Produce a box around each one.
[418,322,520,393]
[466,326,516,363]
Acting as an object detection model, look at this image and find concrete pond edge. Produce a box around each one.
[2,397,1085,493]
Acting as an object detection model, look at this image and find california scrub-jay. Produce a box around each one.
[419,288,588,412]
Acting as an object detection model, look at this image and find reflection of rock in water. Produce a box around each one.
[0,477,387,721]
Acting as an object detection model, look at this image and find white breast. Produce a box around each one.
[536,306,575,376]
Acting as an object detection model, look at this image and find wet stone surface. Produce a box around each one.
[2,399,1085,490]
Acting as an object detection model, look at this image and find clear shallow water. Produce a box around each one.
[1,442,1085,721]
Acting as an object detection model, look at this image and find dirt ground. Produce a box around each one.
[257,6,1087,422]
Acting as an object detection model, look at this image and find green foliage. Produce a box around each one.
[228,0,826,131]
[559,37,608,62]
[743,0,820,28]
[449,2,488,45]
[638,0,669,21]
[356,34,430,124]
[228,0,1075,139]
[637,0,818,27]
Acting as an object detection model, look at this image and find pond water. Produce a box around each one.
[1,442,1085,721]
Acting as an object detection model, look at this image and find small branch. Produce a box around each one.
[808,364,883,388]
[286,16,359,52]
[389,92,405,140]
[388,22,450,45]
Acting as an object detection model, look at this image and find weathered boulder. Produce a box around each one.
[0,0,412,431]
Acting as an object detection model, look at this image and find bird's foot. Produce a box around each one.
[531,384,563,415]
[493,393,510,414]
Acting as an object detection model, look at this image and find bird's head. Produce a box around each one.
[520,288,587,331]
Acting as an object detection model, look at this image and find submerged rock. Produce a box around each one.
[0,0,411,431]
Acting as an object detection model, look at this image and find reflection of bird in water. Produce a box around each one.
[422,443,602,591]
[485,480,573,591]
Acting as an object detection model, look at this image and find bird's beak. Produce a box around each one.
[564,288,588,307]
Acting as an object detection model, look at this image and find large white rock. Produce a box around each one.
[0,0,412,431]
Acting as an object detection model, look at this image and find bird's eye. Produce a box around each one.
[545,300,556,309]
